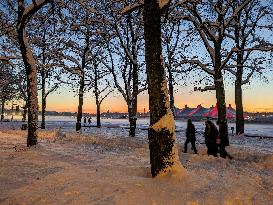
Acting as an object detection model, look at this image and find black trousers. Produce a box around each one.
[207,144,218,157]
[219,145,232,159]
[184,138,197,154]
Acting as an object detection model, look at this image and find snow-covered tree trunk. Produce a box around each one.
[235,52,244,135]
[76,77,84,132]
[1,99,5,121]
[144,0,185,177]
[18,30,39,146]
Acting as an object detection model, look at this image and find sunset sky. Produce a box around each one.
[44,77,273,114]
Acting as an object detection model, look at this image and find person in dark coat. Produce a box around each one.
[183,119,198,154]
[217,120,233,159]
[88,117,92,125]
[204,120,218,157]
[83,117,87,125]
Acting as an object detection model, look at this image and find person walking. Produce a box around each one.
[183,119,198,154]
[217,120,233,159]
[84,117,87,125]
[204,120,218,157]
[88,117,92,125]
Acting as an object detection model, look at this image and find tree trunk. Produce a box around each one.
[144,0,184,178]
[128,104,137,137]
[130,19,138,137]
[214,44,227,123]
[22,104,27,122]
[41,70,46,129]
[235,53,244,135]
[1,99,5,121]
[76,34,89,132]
[96,103,101,128]
[167,66,175,119]
[76,77,84,132]
[94,65,101,128]
[129,61,138,137]
[18,30,39,147]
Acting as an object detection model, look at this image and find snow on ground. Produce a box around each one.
[0,122,272,205]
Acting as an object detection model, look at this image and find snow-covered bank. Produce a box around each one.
[2,116,273,138]
[0,128,272,205]
[1,120,273,155]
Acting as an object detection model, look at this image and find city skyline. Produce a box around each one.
[44,79,273,113]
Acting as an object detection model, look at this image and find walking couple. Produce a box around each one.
[183,119,232,159]
[204,119,233,159]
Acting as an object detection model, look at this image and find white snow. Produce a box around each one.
[151,109,175,133]
[0,126,272,204]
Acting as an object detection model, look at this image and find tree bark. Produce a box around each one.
[214,43,227,124]
[129,19,138,137]
[129,61,138,137]
[76,77,84,132]
[1,99,5,121]
[41,69,46,129]
[17,0,52,146]
[96,103,101,128]
[128,104,137,137]
[144,0,184,177]
[18,30,39,147]
[22,104,27,122]
[234,13,245,135]
[94,64,101,128]
[235,52,244,135]
[167,66,175,119]
[76,34,89,132]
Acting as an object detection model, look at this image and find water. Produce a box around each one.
[4,115,273,137]
[2,115,273,154]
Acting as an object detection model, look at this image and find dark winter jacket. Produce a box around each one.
[205,123,218,145]
[186,123,196,141]
[219,123,230,146]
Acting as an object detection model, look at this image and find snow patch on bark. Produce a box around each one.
[150,109,175,133]
[150,109,186,177]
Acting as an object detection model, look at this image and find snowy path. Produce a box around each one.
[0,129,272,205]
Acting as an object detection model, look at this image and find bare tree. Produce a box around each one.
[88,60,112,128]
[99,0,146,137]
[32,21,62,129]
[56,1,101,132]
[224,0,273,134]
[17,0,53,146]
[162,17,195,117]
[0,63,18,121]
[173,0,252,125]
